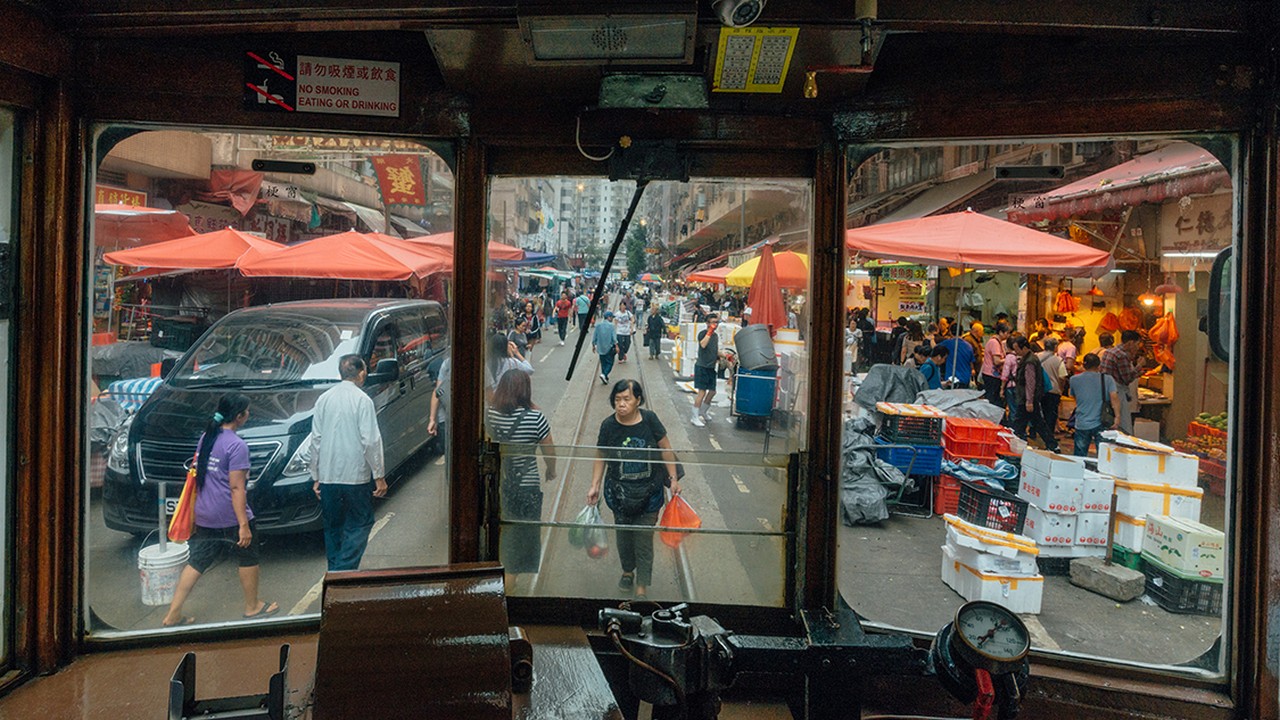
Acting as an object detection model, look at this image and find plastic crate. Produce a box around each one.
[1142,554,1224,616]
[933,475,962,515]
[874,437,943,476]
[956,480,1028,535]
[944,449,997,468]
[1111,544,1143,571]
[1037,556,1073,576]
[1188,421,1227,440]
[878,413,944,445]
[943,417,1004,443]
[942,434,1001,461]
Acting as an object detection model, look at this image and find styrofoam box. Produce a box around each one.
[1097,443,1199,488]
[941,545,1044,614]
[1024,505,1077,546]
[1114,479,1202,523]
[1022,447,1085,480]
[1142,514,1225,579]
[1074,512,1110,547]
[943,514,1039,576]
[1018,467,1082,514]
[1111,512,1147,550]
[1080,471,1115,514]
[1037,543,1106,559]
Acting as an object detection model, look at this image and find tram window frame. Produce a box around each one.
[80,123,459,644]
[839,135,1241,684]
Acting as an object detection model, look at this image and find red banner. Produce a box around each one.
[371,155,426,207]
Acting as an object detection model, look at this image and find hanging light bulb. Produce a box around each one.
[1138,292,1160,307]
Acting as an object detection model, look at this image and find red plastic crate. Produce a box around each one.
[942,417,1004,443]
[944,449,997,468]
[934,476,962,515]
[943,433,1001,460]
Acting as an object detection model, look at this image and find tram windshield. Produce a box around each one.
[840,139,1235,677]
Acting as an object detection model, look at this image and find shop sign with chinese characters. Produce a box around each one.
[1159,192,1231,255]
[95,185,147,207]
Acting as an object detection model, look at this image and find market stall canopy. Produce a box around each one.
[102,227,285,269]
[94,204,195,250]
[409,232,526,262]
[638,273,663,283]
[725,252,809,289]
[684,265,734,284]
[845,209,1114,278]
[238,230,451,280]
[1005,142,1230,225]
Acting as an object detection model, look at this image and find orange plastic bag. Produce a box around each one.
[658,495,702,548]
[1097,312,1121,333]
[167,456,198,543]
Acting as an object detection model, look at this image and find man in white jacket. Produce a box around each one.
[310,354,386,571]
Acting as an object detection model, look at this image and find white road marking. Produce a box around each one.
[288,511,396,616]
[733,473,750,493]
[539,348,555,363]
[757,517,774,532]
[708,436,722,450]
[1021,613,1060,650]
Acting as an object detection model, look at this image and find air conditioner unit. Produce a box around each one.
[517,0,697,64]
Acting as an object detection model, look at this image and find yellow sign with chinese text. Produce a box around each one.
[712,27,799,94]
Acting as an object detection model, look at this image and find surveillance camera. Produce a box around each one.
[713,0,767,28]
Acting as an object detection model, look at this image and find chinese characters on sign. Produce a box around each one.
[296,55,401,117]
[885,266,927,281]
[1159,193,1231,255]
[95,185,147,207]
[370,155,427,207]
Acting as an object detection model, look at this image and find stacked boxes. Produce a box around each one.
[943,417,1004,468]
[940,514,1043,614]
[1100,441,1202,557]
[1141,515,1225,579]
[1018,449,1115,564]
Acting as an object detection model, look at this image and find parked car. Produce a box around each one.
[102,299,449,535]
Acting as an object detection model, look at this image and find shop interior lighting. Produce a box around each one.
[1162,251,1220,258]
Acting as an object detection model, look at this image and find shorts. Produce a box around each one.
[187,521,261,574]
[694,365,717,390]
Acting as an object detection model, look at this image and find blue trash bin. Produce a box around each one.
[734,367,778,417]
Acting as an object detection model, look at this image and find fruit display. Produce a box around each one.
[1194,412,1228,432]
[1175,416,1228,461]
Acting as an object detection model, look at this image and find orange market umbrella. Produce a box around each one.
[238,231,452,280]
[685,265,734,284]
[745,244,787,334]
[94,204,195,250]
[103,227,285,269]
[408,231,525,262]
[725,251,809,289]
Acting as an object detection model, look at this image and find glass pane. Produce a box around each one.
[86,129,454,636]
[0,107,16,663]
[484,176,811,606]
[840,140,1233,676]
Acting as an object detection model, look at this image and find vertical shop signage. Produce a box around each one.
[244,51,401,118]
[370,155,427,207]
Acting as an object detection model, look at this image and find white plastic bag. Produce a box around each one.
[583,505,609,559]
[568,504,594,547]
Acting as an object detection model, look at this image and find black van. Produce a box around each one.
[101,299,448,535]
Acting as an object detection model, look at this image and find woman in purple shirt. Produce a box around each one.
[162,393,279,626]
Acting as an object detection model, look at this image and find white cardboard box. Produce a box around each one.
[1114,479,1203,523]
[1074,512,1110,548]
[1133,418,1161,442]
[1142,515,1226,579]
[941,545,1044,614]
[1022,447,1085,480]
[1023,505,1077,546]
[1080,471,1115,514]
[1111,511,1147,551]
[1097,443,1199,488]
[943,514,1040,576]
[1018,467,1082,514]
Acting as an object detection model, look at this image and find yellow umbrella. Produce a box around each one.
[725,251,810,289]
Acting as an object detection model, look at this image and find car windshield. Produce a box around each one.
[170,311,363,387]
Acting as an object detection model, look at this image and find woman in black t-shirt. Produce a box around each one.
[586,379,682,599]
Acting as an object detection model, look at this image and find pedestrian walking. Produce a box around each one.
[1101,329,1145,433]
[1068,353,1121,456]
[486,332,534,399]
[507,316,531,360]
[554,290,572,345]
[576,291,592,333]
[523,302,542,349]
[615,306,634,362]
[691,313,720,427]
[585,380,681,600]
[427,356,451,461]
[310,355,387,572]
[980,322,1011,407]
[1038,337,1068,442]
[1010,337,1059,452]
[645,309,666,359]
[593,310,619,384]
[487,369,555,583]
[162,393,279,626]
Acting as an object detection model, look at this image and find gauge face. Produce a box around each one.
[955,601,1030,662]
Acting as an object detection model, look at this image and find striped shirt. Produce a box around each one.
[487,407,550,488]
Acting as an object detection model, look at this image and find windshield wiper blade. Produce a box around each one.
[176,378,249,389]
[243,378,335,389]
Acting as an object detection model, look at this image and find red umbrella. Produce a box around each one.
[238,231,451,280]
[746,244,787,335]
[94,204,194,250]
[102,227,285,269]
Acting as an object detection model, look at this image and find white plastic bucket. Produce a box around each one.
[137,542,189,606]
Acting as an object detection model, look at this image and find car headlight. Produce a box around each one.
[277,433,313,484]
[106,416,134,475]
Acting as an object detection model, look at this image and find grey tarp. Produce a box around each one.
[840,419,911,525]
[914,388,1005,424]
[853,364,928,409]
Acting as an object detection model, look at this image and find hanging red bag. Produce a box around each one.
[658,495,702,548]
[167,452,198,543]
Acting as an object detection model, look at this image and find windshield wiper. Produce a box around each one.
[175,378,250,389]
[242,378,336,389]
